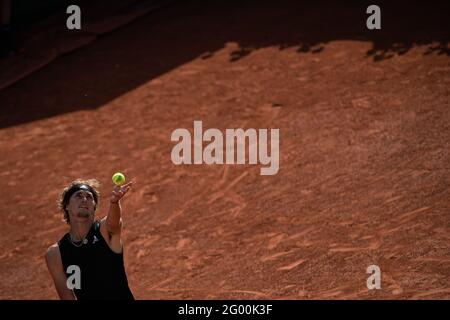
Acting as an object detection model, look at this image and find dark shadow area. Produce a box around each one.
[0,0,448,128]
[11,0,73,26]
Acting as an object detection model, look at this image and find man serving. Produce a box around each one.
[45,178,134,300]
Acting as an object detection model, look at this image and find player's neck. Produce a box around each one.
[69,220,92,241]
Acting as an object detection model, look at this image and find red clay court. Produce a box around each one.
[0,0,449,299]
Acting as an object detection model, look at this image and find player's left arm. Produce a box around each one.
[100,182,132,252]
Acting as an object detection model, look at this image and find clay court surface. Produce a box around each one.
[0,1,449,299]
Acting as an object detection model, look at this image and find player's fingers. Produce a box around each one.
[121,182,133,189]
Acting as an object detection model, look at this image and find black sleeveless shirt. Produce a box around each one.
[58,220,134,300]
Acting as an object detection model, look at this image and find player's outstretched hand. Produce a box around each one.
[111,182,133,203]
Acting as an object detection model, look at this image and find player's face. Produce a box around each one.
[66,190,96,221]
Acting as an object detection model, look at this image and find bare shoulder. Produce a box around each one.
[45,243,61,264]
[99,216,122,238]
[99,217,123,254]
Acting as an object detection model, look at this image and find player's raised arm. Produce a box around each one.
[105,181,133,234]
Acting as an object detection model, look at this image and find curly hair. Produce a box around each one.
[57,179,101,224]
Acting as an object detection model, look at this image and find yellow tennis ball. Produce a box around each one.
[112,172,126,186]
